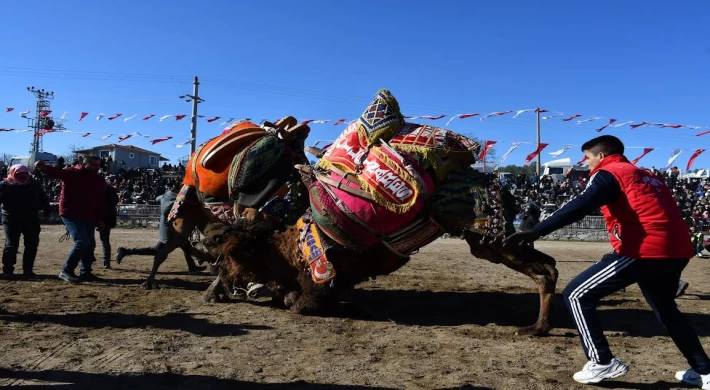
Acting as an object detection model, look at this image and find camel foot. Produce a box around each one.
[203,291,228,303]
[515,322,550,337]
[141,280,159,290]
[283,291,300,309]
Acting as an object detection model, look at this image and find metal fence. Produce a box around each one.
[112,205,610,230]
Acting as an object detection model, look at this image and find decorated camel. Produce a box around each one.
[139,117,312,289]
[200,89,560,336]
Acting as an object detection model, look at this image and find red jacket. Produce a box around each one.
[40,165,105,223]
[592,154,692,259]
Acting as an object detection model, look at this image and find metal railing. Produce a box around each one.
[111,205,611,230]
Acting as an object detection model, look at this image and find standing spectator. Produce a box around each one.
[35,156,105,283]
[94,180,119,269]
[55,156,65,170]
[0,165,50,279]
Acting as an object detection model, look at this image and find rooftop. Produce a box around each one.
[75,144,163,156]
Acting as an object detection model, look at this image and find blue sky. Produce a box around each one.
[1,1,708,169]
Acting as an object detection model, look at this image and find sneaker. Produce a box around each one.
[22,272,38,280]
[677,280,690,298]
[675,368,710,389]
[188,265,207,274]
[0,272,16,281]
[116,248,126,264]
[573,358,629,384]
[79,273,102,282]
[58,271,81,283]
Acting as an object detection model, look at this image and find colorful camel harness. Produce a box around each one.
[298,89,507,284]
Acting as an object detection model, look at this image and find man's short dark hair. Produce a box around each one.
[85,155,101,162]
[581,135,624,156]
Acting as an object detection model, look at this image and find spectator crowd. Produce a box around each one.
[504,166,710,231]
[1,157,186,206]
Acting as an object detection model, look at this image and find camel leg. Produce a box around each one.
[203,273,230,303]
[464,231,558,336]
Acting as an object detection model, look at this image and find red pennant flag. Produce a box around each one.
[150,136,173,145]
[695,130,710,137]
[629,121,649,130]
[206,116,221,123]
[562,114,582,122]
[333,119,346,126]
[577,155,587,165]
[82,133,91,137]
[40,110,52,118]
[302,119,315,125]
[5,108,14,112]
[36,129,53,136]
[595,118,617,132]
[478,140,497,160]
[524,143,549,166]
[0,128,15,132]
[143,114,155,120]
[118,134,133,142]
[79,112,89,121]
[459,113,479,119]
[175,114,187,121]
[405,115,446,120]
[687,149,706,171]
[535,108,548,113]
[660,124,683,129]
[630,148,654,165]
[108,113,123,120]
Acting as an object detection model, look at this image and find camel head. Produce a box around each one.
[201,219,275,263]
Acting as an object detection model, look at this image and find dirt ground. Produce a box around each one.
[0,225,708,389]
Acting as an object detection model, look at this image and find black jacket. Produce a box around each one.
[0,179,51,224]
[103,184,120,228]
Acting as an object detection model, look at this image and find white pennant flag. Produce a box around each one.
[542,112,564,120]
[133,131,151,138]
[175,138,195,148]
[576,117,601,124]
[685,125,702,130]
[124,114,138,122]
[611,120,634,128]
[549,144,573,158]
[19,109,31,118]
[218,117,236,126]
[96,113,105,121]
[60,111,69,120]
[310,120,330,124]
[101,134,114,140]
[664,148,683,170]
[512,109,534,119]
[160,115,172,122]
[499,142,522,164]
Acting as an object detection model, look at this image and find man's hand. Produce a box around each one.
[97,221,105,231]
[502,230,541,249]
[34,161,46,171]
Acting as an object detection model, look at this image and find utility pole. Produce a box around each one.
[26,87,65,167]
[536,107,541,175]
[179,77,204,155]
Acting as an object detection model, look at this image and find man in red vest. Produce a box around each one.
[504,135,710,388]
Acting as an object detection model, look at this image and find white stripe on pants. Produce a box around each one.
[568,257,636,362]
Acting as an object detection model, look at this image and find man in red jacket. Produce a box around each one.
[35,156,105,283]
[504,135,710,388]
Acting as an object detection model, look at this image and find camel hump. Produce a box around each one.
[200,123,266,170]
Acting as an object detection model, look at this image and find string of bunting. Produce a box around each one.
[2,107,708,166]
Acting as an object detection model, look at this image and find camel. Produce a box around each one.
[200,89,559,336]
[139,117,312,289]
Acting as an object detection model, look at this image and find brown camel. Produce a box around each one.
[200,89,559,336]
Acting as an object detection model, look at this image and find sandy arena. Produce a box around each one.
[0,225,708,389]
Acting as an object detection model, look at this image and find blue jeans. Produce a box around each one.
[61,217,95,276]
[562,252,710,374]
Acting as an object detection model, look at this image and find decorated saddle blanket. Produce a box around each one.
[297,214,337,284]
[389,123,481,181]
